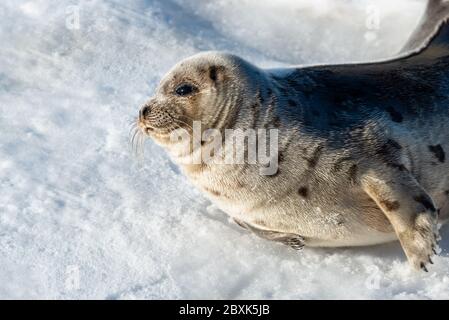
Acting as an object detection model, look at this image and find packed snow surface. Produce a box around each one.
[1,0,449,299]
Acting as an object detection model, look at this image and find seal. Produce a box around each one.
[400,0,449,53]
[136,0,449,271]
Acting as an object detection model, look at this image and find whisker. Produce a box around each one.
[136,131,145,164]
[129,127,144,161]
[127,116,139,129]
[130,130,138,154]
[130,126,138,141]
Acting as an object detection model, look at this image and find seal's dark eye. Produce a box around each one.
[175,84,196,96]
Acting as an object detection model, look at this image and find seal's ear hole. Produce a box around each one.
[209,66,225,83]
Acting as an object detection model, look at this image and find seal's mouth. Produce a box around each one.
[129,116,171,158]
[138,105,172,135]
[138,117,177,136]
[137,118,154,134]
[131,102,192,156]
[138,106,194,137]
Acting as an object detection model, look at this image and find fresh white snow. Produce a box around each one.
[1,0,448,299]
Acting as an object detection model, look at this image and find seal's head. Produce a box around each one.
[138,52,260,144]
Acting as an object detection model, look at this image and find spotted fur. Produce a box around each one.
[138,0,449,271]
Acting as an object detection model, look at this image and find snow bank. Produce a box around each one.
[1,0,448,299]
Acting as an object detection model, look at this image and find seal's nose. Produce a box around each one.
[140,105,151,119]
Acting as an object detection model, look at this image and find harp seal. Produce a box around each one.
[136,0,449,271]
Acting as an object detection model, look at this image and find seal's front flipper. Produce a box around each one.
[233,218,305,250]
[361,167,439,271]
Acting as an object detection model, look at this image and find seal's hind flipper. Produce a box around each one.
[233,218,305,250]
[325,1,449,69]
[400,0,449,56]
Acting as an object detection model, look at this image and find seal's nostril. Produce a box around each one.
[141,105,151,118]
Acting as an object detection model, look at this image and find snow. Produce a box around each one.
[1,0,448,299]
